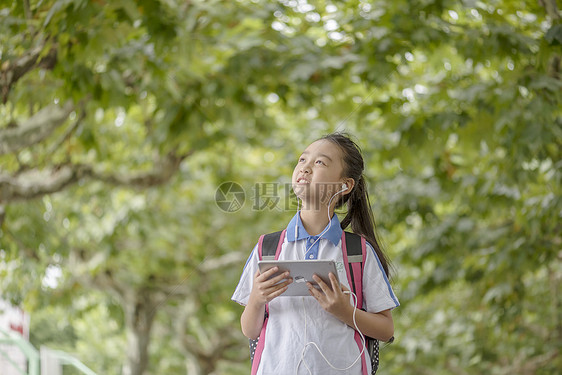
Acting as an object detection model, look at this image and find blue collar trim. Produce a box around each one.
[286,211,342,246]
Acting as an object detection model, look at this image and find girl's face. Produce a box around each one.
[292,139,346,205]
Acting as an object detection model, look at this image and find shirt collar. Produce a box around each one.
[286,211,342,246]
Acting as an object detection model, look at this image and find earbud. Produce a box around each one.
[342,183,348,190]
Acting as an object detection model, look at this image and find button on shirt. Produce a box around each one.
[306,236,319,259]
[232,213,399,375]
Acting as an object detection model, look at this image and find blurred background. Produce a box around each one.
[0,0,560,374]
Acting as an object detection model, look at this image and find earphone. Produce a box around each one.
[295,182,348,244]
[292,181,367,374]
[295,197,301,241]
[302,183,349,256]
[296,291,366,374]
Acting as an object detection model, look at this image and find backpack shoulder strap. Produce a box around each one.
[344,232,387,375]
[250,229,286,375]
[342,231,370,375]
[343,231,366,307]
[258,230,286,260]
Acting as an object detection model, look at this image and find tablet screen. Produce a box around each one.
[258,260,340,297]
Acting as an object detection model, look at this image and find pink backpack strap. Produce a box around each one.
[257,234,266,259]
[250,230,286,375]
[341,231,369,375]
[251,305,269,375]
[274,229,286,260]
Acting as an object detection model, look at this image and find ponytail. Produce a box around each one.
[319,133,392,278]
[340,175,390,278]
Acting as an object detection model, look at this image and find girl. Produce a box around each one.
[232,133,399,374]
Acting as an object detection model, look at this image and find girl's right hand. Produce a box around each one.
[249,267,293,305]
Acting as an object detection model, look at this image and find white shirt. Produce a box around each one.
[232,213,399,375]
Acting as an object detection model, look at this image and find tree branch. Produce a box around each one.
[23,0,35,36]
[94,151,191,187]
[538,0,561,21]
[0,151,190,203]
[68,248,128,302]
[0,100,74,155]
[44,109,86,157]
[0,43,57,103]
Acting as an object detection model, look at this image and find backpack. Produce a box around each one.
[249,230,389,375]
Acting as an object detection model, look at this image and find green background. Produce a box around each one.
[1,0,561,374]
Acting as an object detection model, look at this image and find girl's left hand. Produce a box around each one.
[307,273,354,322]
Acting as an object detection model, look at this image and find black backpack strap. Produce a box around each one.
[260,230,284,260]
[344,231,362,259]
[369,339,380,375]
[344,231,363,296]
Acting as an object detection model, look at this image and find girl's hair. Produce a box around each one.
[319,132,392,278]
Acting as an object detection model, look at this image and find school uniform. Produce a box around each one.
[232,213,399,375]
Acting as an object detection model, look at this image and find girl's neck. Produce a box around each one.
[299,205,334,236]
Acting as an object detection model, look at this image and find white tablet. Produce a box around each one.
[258,259,340,297]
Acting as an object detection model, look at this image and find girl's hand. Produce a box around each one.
[242,268,292,339]
[249,267,293,306]
[307,272,354,322]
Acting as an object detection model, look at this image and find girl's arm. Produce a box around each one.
[240,268,293,339]
[337,306,394,342]
[240,294,266,339]
[308,273,394,341]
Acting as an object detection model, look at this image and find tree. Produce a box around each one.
[0,0,383,373]
[1,0,560,374]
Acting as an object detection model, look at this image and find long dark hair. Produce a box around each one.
[319,132,392,278]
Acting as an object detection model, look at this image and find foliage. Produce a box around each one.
[0,0,560,374]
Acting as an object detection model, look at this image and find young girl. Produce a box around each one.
[232,133,399,374]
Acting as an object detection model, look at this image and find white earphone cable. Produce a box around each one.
[294,184,366,374]
[302,185,347,256]
[295,291,366,374]
[295,197,301,242]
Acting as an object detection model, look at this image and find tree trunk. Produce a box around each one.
[121,290,157,375]
[184,352,203,375]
